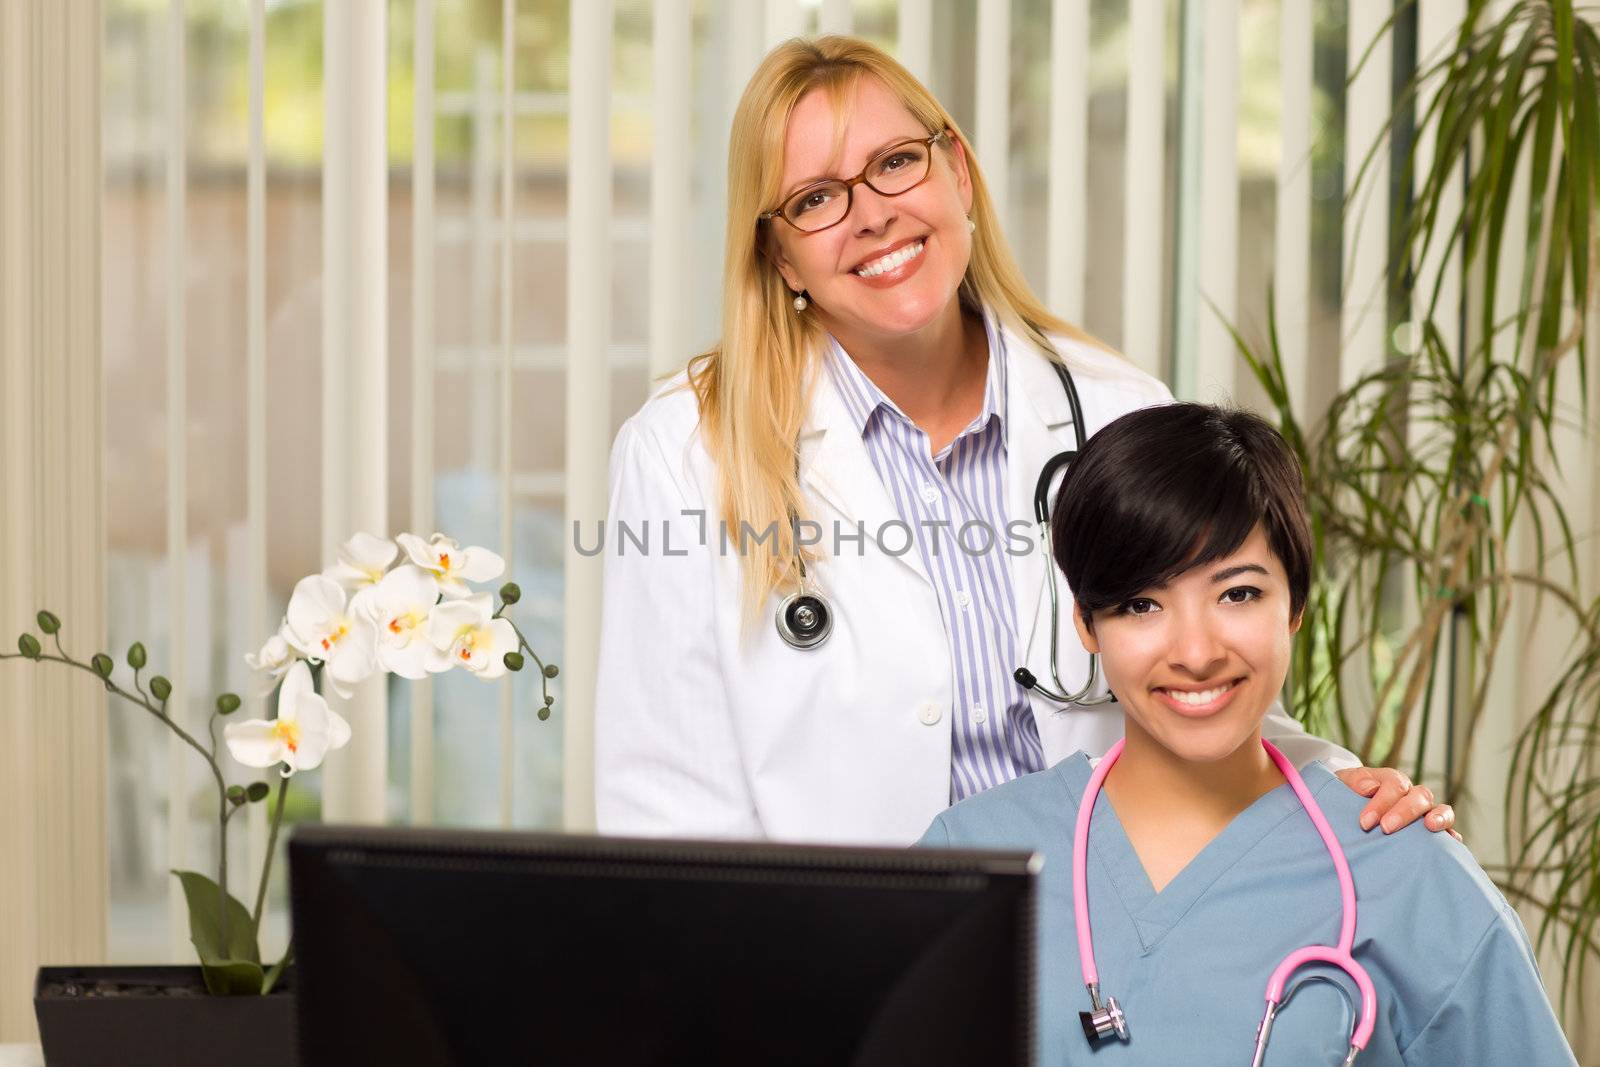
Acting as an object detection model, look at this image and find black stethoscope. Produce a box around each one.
[779,360,1115,708]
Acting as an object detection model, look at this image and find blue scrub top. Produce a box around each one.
[918,752,1576,1066]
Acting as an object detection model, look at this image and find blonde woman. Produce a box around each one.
[593,36,1454,846]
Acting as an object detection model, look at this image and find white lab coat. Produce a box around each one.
[594,322,1358,845]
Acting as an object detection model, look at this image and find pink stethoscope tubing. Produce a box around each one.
[1072,737,1378,1065]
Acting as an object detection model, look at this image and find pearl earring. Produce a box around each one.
[793,292,808,311]
[967,216,976,234]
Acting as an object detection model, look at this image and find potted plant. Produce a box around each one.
[1229,0,1598,1031]
[6,531,556,1067]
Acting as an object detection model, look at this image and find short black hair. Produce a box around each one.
[1051,402,1312,625]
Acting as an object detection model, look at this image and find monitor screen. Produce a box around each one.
[289,825,1038,1066]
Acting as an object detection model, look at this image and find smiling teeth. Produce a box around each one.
[855,239,925,277]
[1165,683,1233,706]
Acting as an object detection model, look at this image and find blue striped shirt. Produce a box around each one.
[823,315,1046,802]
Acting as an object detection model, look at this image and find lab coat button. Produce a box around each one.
[955,589,971,608]
[920,483,938,503]
[918,700,942,726]
[972,703,987,724]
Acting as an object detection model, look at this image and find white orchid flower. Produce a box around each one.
[282,573,377,698]
[365,564,444,680]
[323,531,398,616]
[223,660,352,776]
[397,532,504,600]
[425,592,518,680]
[243,630,296,694]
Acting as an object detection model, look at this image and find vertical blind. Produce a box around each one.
[101,0,1550,978]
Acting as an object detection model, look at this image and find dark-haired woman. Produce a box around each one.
[920,403,1574,1065]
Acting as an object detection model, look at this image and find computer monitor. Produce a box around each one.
[289,824,1038,1066]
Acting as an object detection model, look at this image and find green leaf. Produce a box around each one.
[216,692,241,715]
[35,611,60,635]
[498,582,521,605]
[91,653,113,678]
[503,651,524,672]
[171,869,261,966]
[126,642,147,670]
[17,634,40,660]
[198,956,265,996]
[262,941,295,996]
[246,781,271,803]
[149,675,172,701]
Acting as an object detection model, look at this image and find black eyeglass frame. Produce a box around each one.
[757,130,951,233]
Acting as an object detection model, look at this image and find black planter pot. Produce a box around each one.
[34,966,297,1067]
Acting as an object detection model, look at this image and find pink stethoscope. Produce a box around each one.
[1073,737,1378,1066]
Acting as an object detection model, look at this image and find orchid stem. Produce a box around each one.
[0,645,238,958]
[218,795,231,953]
[0,651,226,791]
[495,614,555,708]
[252,771,289,938]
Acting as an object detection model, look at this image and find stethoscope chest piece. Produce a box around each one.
[1080,985,1129,1044]
[776,591,832,649]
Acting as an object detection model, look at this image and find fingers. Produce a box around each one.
[1379,786,1435,834]
[1356,769,1414,831]
[1343,772,1381,797]
[1337,769,1463,839]
[1425,803,1458,838]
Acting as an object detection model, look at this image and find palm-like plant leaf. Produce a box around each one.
[1231,0,1598,1024]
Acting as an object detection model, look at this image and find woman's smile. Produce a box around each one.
[849,236,928,286]
[1152,677,1245,718]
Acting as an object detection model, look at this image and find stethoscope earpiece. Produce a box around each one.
[776,590,832,650]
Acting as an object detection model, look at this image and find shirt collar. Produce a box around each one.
[822,306,1010,442]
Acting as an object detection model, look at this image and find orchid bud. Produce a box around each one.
[216,693,241,715]
[542,663,559,679]
[127,642,147,670]
[150,676,172,701]
[91,654,114,679]
[498,582,521,605]
[503,652,524,672]
[36,611,60,635]
[246,782,270,803]
[226,785,247,806]
[17,634,41,659]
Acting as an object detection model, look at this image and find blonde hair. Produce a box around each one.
[686,35,1111,632]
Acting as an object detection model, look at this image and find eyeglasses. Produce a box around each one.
[759,131,947,234]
